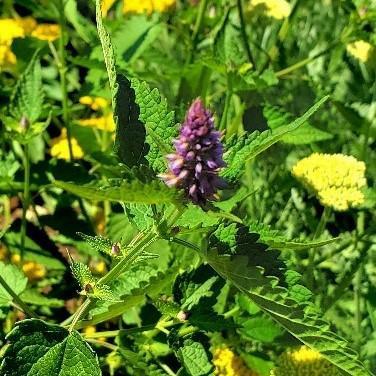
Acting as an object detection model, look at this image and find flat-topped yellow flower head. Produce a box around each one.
[0,45,17,68]
[347,40,373,63]
[80,96,110,111]
[31,24,60,41]
[213,348,258,376]
[79,96,115,132]
[292,153,366,211]
[123,0,175,14]
[0,19,25,45]
[50,129,84,160]
[252,0,291,19]
[271,346,341,375]
[16,17,38,34]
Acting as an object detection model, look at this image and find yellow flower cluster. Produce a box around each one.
[347,40,373,63]
[50,129,84,160]
[78,96,115,132]
[102,0,175,15]
[292,153,366,211]
[213,348,258,376]
[11,254,46,281]
[251,0,291,19]
[0,17,60,68]
[271,346,341,376]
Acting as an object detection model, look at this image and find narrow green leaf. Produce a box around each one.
[55,180,179,204]
[222,96,329,182]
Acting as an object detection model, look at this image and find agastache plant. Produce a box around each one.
[160,98,226,205]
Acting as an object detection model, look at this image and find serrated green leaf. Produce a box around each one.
[222,96,329,182]
[71,262,95,290]
[130,78,177,173]
[182,276,219,310]
[264,104,333,145]
[0,261,28,307]
[177,339,214,376]
[55,180,179,204]
[77,232,115,257]
[9,51,43,124]
[205,224,371,376]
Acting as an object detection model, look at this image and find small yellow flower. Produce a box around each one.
[271,346,341,376]
[50,129,84,160]
[16,17,38,34]
[101,0,117,16]
[123,0,175,14]
[292,153,366,211]
[213,348,258,376]
[22,261,46,281]
[83,326,106,342]
[251,0,291,19]
[347,40,373,63]
[91,260,107,275]
[11,253,21,265]
[0,19,25,45]
[31,24,60,42]
[0,44,17,68]
[80,96,110,111]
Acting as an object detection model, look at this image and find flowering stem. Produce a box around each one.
[20,143,30,258]
[306,206,330,290]
[236,0,256,68]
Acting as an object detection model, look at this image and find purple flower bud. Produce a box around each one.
[160,98,225,205]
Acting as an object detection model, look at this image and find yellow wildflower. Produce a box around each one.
[83,326,106,342]
[16,17,38,34]
[0,19,25,45]
[252,0,291,19]
[79,96,115,132]
[347,40,373,63]
[123,0,175,14]
[78,115,115,132]
[22,261,46,281]
[271,346,341,376]
[91,260,107,275]
[0,45,17,68]
[50,129,84,160]
[31,24,60,41]
[11,253,21,265]
[80,96,110,111]
[213,348,258,376]
[292,153,366,211]
[101,0,117,16]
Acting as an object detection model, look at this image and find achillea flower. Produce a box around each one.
[160,98,225,205]
[22,261,46,281]
[16,17,38,34]
[31,24,60,41]
[78,96,115,132]
[347,40,373,62]
[50,129,84,160]
[213,348,258,376]
[123,0,175,14]
[0,19,25,45]
[292,153,366,211]
[271,346,341,376]
[0,45,17,68]
[251,0,291,19]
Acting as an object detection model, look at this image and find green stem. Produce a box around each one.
[57,0,73,160]
[176,0,208,103]
[236,0,256,68]
[275,42,339,78]
[20,143,30,258]
[306,206,330,290]
[219,73,233,131]
[0,274,37,318]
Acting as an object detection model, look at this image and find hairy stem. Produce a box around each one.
[20,143,30,258]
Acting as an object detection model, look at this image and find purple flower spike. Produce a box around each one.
[160,98,226,205]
